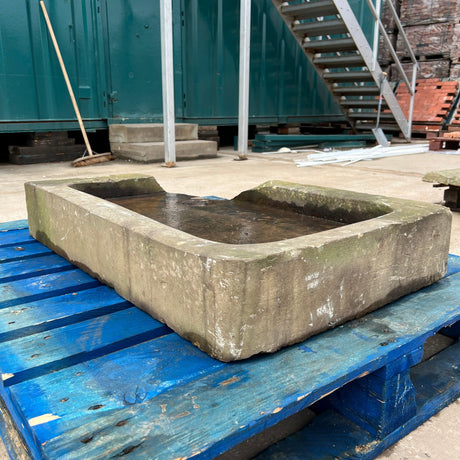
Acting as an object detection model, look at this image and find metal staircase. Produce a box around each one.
[271,0,418,141]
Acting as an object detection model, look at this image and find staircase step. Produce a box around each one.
[355,123,401,131]
[111,140,217,163]
[341,100,387,109]
[281,0,338,20]
[323,71,373,83]
[303,38,356,52]
[313,54,365,68]
[293,19,347,37]
[109,123,198,143]
[333,86,380,96]
[348,112,396,120]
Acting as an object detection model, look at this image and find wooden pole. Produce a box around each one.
[40,1,93,157]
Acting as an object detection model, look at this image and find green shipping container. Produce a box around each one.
[0,0,375,132]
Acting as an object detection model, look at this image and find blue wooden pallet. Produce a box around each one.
[0,220,459,460]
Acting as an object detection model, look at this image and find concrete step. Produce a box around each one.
[109,123,198,143]
[111,140,217,163]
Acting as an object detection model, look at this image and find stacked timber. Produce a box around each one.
[8,132,85,164]
[198,126,220,148]
[381,0,460,80]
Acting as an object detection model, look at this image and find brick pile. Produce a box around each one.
[449,104,460,131]
[395,79,459,134]
[379,0,460,80]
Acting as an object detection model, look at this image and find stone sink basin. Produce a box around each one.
[25,175,451,361]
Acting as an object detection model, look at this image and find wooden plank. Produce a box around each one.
[0,221,28,232]
[0,286,130,342]
[8,333,224,446]
[0,270,100,310]
[35,272,460,459]
[446,254,460,276]
[0,253,74,283]
[0,242,53,264]
[257,341,460,460]
[0,229,34,248]
[329,347,423,436]
[0,308,171,387]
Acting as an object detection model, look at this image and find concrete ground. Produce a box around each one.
[0,147,459,458]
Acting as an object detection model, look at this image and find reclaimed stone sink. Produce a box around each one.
[25,175,451,361]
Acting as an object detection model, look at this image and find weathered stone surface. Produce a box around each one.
[111,140,217,162]
[423,169,460,187]
[109,123,198,143]
[25,176,452,361]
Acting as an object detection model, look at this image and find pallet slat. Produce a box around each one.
[0,254,75,283]
[0,229,35,248]
[0,242,53,264]
[9,333,224,444]
[0,270,100,310]
[0,286,130,342]
[0,308,171,387]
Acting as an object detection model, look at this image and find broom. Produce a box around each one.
[40,1,115,167]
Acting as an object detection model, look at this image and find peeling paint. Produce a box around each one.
[29,414,61,427]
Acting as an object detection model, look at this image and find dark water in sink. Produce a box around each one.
[107,192,344,244]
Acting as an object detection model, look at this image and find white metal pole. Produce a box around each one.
[372,0,382,72]
[237,0,251,160]
[160,0,176,167]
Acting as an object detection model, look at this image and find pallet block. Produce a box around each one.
[0,221,459,459]
[429,137,460,151]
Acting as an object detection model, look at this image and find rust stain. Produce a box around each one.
[219,376,240,386]
[358,371,370,378]
[172,410,191,420]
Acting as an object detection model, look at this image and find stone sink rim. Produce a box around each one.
[24,174,441,261]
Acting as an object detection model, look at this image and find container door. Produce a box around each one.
[102,0,183,123]
[0,0,107,126]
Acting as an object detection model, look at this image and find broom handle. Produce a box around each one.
[40,1,93,156]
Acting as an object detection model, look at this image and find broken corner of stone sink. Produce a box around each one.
[24,174,452,362]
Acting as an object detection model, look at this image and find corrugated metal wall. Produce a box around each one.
[0,0,375,132]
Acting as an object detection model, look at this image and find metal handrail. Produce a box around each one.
[364,0,418,138]
[385,0,418,66]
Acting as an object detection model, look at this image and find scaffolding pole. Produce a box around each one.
[237,0,251,160]
[160,0,176,167]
